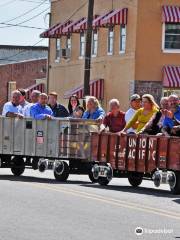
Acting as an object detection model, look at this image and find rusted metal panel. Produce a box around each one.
[117,135,127,170]
[156,137,168,169]
[109,134,118,169]
[136,135,147,172]
[126,135,138,171]
[168,137,180,171]
[99,133,109,163]
[90,132,100,162]
[146,136,158,172]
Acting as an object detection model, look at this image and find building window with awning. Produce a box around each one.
[164,23,180,50]
[55,39,61,62]
[162,6,180,53]
[107,27,114,55]
[80,32,85,57]
[92,30,98,57]
[120,24,126,53]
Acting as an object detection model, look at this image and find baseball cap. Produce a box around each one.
[130,94,141,101]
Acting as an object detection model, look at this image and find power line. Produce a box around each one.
[0,22,46,30]
[17,0,49,4]
[0,1,88,62]
[0,7,50,29]
[0,0,16,7]
[3,0,48,23]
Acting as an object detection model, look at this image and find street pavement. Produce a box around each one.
[0,168,179,240]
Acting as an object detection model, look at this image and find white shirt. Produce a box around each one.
[125,108,137,133]
[19,100,29,114]
[22,103,34,117]
[2,102,21,116]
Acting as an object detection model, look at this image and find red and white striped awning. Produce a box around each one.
[93,10,114,28]
[40,23,61,38]
[49,20,71,37]
[162,6,180,23]
[62,18,85,34]
[64,79,104,99]
[101,8,128,26]
[163,65,180,88]
[25,83,45,100]
[40,21,71,38]
[74,15,99,32]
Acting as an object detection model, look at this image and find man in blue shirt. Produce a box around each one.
[2,90,23,118]
[30,93,53,120]
[163,94,180,136]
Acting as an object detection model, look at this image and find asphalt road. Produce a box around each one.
[0,168,180,240]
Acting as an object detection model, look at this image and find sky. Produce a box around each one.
[0,0,50,46]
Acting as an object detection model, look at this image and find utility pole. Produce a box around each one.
[83,0,94,97]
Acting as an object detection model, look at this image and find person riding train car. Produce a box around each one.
[23,90,41,117]
[30,93,53,120]
[2,90,23,118]
[121,94,159,134]
[139,97,169,135]
[101,99,126,133]
[72,105,85,118]
[162,94,180,137]
[68,95,80,117]
[18,88,29,113]
[125,94,141,133]
[48,92,69,118]
[82,96,105,122]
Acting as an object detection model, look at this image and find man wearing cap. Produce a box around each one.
[30,93,53,120]
[48,92,69,118]
[125,94,141,133]
[2,90,23,118]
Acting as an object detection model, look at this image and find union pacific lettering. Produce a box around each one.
[127,137,157,161]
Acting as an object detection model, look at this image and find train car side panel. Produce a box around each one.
[146,136,158,172]
[117,135,126,170]
[156,137,169,169]
[0,117,3,154]
[109,134,118,169]
[13,119,25,155]
[90,132,99,162]
[168,138,180,171]
[126,135,137,171]
[136,136,146,172]
[99,133,109,163]
[2,118,14,155]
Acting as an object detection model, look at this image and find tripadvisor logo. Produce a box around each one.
[135,227,143,236]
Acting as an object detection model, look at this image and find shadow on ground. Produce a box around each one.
[0,174,180,199]
[80,182,180,199]
[0,174,90,185]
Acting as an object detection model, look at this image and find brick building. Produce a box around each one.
[41,0,180,111]
[0,45,48,111]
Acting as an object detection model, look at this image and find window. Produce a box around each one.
[80,32,85,57]
[66,35,71,50]
[120,24,126,53]
[92,30,98,56]
[107,27,114,55]
[163,23,180,52]
[55,38,61,61]
[66,35,71,58]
